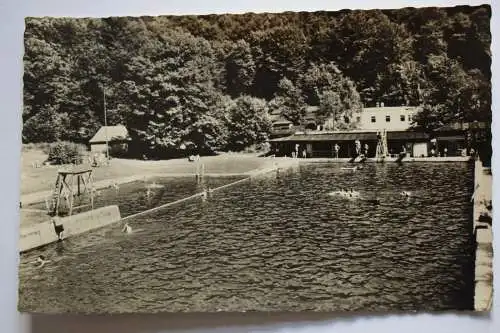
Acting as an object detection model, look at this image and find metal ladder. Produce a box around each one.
[376,129,388,161]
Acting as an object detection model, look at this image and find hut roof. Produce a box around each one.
[89,125,129,144]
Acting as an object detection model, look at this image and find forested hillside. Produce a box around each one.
[23,5,491,157]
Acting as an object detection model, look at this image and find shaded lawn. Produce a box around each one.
[21,151,268,195]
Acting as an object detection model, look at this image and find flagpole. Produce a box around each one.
[103,85,109,161]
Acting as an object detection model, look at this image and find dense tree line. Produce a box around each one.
[22,5,491,157]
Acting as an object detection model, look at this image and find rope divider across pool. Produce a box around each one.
[120,163,289,222]
[120,176,251,222]
[18,160,296,253]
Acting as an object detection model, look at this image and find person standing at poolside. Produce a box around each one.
[334,143,340,158]
[355,139,361,156]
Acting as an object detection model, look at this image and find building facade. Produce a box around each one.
[356,105,419,131]
[269,130,430,158]
[270,104,420,134]
[268,104,471,159]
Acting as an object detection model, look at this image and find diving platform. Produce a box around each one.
[48,166,95,217]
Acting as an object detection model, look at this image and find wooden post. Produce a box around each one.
[55,174,63,216]
[53,167,94,217]
[68,175,74,216]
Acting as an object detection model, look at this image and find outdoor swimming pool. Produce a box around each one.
[25,175,245,219]
[18,162,475,313]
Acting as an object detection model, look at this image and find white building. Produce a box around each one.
[356,105,420,131]
[290,104,420,132]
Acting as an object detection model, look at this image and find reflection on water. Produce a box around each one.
[19,163,474,313]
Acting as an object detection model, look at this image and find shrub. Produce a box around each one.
[109,143,128,158]
[47,141,86,165]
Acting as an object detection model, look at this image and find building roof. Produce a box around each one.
[269,113,282,122]
[89,125,129,144]
[435,121,489,132]
[362,106,420,113]
[305,106,319,113]
[387,131,429,140]
[269,130,429,142]
[272,119,293,125]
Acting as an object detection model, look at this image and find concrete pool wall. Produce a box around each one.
[19,205,121,253]
[472,159,493,311]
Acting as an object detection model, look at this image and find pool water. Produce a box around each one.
[26,175,245,218]
[18,162,475,313]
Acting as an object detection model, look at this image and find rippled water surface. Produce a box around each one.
[19,163,475,313]
[27,175,244,218]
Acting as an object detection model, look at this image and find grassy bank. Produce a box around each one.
[21,149,269,195]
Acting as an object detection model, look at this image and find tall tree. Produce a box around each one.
[298,62,362,124]
[226,96,271,151]
[269,78,306,125]
[225,39,256,97]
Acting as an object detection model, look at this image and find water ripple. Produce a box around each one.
[19,162,475,313]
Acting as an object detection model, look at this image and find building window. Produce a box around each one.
[386,115,391,122]
[371,116,376,123]
[356,116,361,123]
[344,116,350,123]
[400,115,405,122]
[408,115,412,122]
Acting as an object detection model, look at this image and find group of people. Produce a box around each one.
[200,187,213,201]
[330,188,360,198]
[332,140,370,159]
[354,140,370,157]
[188,154,201,162]
[292,144,308,158]
[429,147,448,157]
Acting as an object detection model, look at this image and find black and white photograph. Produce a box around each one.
[18,4,492,314]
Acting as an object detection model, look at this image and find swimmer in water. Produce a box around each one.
[349,188,360,197]
[34,255,50,268]
[122,223,132,234]
[111,182,120,193]
[201,190,208,201]
[401,191,412,198]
